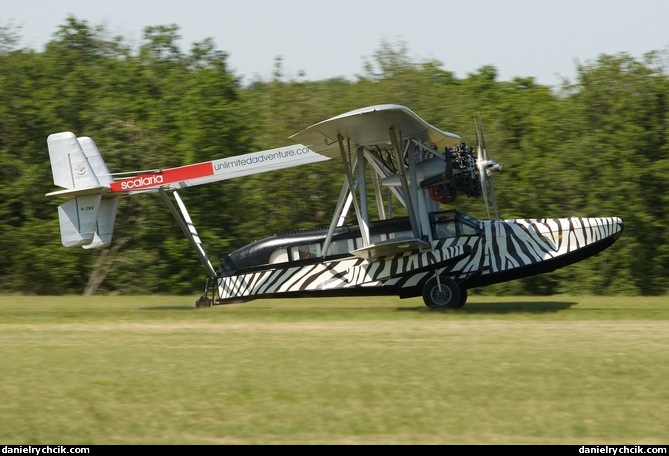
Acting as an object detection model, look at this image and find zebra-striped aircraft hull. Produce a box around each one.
[214,216,623,303]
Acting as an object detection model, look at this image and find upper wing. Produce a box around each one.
[290,104,461,159]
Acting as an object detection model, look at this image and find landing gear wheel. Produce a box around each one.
[422,275,461,309]
[195,296,212,308]
[455,287,468,309]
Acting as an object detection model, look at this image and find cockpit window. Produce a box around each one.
[434,220,457,238]
[431,211,456,239]
[458,220,479,236]
[430,210,481,239]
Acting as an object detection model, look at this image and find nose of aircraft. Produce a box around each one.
[592,216,624,240]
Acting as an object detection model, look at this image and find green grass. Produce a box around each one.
[1,294,668,444]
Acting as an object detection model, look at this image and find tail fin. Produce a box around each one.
[46,132,119,248]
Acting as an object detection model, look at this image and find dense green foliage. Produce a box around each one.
[0,17,667,296]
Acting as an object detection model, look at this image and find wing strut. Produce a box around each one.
[159,188,217,279]
[338,135,370,246]
[321,161,359,257]
[357,147,369,234]
[371,165,386,221]
[389,127,421,239]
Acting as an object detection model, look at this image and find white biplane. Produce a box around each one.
[45,104,624,308]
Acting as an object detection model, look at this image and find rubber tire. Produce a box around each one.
[455,287,468,309]
[195,296,212,308]
[422,275,461,309]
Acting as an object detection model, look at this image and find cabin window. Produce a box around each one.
[269,248,289,264]
[290,243,321,260]
[390,230,414,240]
[370,233,388,244]
[328,239,354,256]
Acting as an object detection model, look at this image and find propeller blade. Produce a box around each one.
[475,115,491,219]
[475,114,504,220]
[479,116,489,163]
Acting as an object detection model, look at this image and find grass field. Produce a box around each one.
[1,294,668,445]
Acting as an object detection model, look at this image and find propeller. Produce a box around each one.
[474,115,502,219]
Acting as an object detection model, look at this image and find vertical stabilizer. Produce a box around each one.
[82,197,119,249]
[47,132,102,190]
[56,190,120,249]
[77,136,114,186]
[57,195,102,247]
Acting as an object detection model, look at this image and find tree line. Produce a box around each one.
[0,17,667,297]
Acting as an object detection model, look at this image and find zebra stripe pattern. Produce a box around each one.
[215,217,622,300]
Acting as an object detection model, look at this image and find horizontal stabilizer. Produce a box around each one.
[46,186,110,198]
